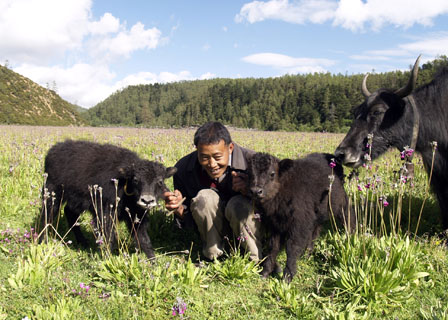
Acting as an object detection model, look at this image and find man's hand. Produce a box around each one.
[231,171,249,195]
[163,189,184,217]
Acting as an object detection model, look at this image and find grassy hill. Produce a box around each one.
[0,65,85,126]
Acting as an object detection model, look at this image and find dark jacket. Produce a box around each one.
[173,143,254,227]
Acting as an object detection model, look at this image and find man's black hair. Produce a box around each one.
[194,122,232,147]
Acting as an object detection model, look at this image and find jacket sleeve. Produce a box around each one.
[173,171,191,210]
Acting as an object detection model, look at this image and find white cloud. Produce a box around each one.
[0,0,171,108]
[333,0,448,31]
[0,0,91,63]
[200,72,216,80]
[89,13,120,35]
[15,63,116,107]
[236,0,336,24]
[117,71,216,86]
[236,0,448,31]
[349,55,391,61]
[116,71,193,88]
[90,22,162,60]
[0,0,164,65]
[15,64,217,108]
[242,52,335,73]
[357,32,448,62]
[398,32,448,56]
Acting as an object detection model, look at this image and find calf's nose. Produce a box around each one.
[250,187,264,198]
[139,195,156,208]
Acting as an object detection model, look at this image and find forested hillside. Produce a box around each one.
[86,56,448,132]
[1,57,446,130]
[0,65,85,126]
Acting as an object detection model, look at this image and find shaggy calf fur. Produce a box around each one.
[40,140,176,259]
[247,152,354,282]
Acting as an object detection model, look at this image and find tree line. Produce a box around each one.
[85,56,448,132]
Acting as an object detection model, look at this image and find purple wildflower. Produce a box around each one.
[329,158,336,169]
[237,235,247,242]
[379,196,389,207]
[400,148,414,160]
[80,282,90,294]
[172,297,187,318]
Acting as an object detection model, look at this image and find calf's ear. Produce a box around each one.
[118,164,135,179]
[166,167,177,178]
[278,159,294,176]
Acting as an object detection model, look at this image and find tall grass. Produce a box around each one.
[0,125,446,319]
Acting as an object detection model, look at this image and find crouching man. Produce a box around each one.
[164,121,263,261]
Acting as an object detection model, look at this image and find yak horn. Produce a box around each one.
[361,73,371,97]
[394,55,421,98]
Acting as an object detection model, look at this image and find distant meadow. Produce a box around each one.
[0,125,447,319]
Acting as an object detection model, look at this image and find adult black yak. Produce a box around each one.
[247,152,353,282]
[335,56,448,229]
[40,140,176,259]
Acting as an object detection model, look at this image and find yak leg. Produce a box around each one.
[261,233,281,278]
[283,229,312,283]
[437,191,448,230]
[131,218,155,259]
[431,171,448,230]
[64,206,88,247]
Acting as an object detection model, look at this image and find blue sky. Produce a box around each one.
[1,0,448,108]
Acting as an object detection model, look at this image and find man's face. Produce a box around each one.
[197,140,234,180]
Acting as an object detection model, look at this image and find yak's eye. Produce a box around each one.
[157,179,164,186]
[270,171,275,178]
[373,110,382,116]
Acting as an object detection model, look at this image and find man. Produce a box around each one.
[164,121,263,261]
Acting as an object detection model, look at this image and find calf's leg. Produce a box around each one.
[64,206,88,247]
[261,233,281,278]
[131,218,155,259]
[283,229,312,283]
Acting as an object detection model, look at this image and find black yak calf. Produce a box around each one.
[247,152,354,282]
[40,140,176,259]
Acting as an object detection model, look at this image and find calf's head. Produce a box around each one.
[119,161,177,209]
[335,56,421,168]
[247,153,293,203]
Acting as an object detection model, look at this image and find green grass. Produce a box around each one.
[0,125,447,319]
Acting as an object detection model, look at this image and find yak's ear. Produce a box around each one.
[278,159,294,176]
[166,166,177,178]
[118,164,135,179]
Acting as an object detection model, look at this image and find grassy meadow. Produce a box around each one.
[0,125,447,319]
